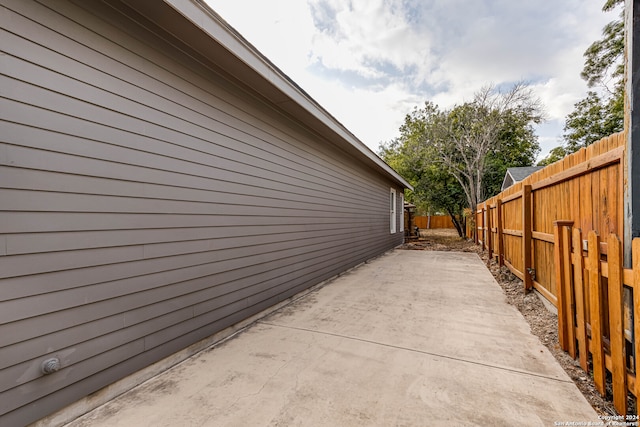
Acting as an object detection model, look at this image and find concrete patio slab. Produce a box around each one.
[65,250,599,427]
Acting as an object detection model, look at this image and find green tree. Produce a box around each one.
[563,91,623,151]
[379,104,434,213]
[415,164,468,236]
[537,146,569,167]
[483,109,541,197]
[379,103,469,236]
[581,0,624,91]
[379,83,543,236]
[433,83,543,211]
[562,0,624,152]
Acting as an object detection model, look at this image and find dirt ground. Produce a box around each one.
[400,228,621,416]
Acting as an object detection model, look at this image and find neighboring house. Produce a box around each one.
[0,1,411,425]
[500,166,544,191]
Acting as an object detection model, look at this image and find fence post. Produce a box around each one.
[473,206,480,245]
[496,199,504,267]
[633,238,640,399]
[624,0,640,267]
[480,206,485,252]
[554,220,574,352]
[486,202,493,262]
[522,185,533,291]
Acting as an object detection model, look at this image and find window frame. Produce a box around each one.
[390,188,397,234]
[399,193,404,233]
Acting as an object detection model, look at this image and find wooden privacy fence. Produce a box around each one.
[414,215,455,229]
[476,132,625,304]
[475,132,636,413]
[554,224,640,415]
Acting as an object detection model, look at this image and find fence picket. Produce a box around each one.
[588,231,605,395]
[475,132,634,414]
[608,233,627,415]
[572,228,589,371]
[523,185,533,291]
[487,203,493,262]
[563,224,576,358]
[634,239,640,399]
[554,222,570,350]
[496,199,504,266]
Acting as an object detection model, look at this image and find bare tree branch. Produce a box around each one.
[435,82,545,210]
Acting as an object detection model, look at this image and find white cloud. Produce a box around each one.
[307,0,434,81]
[205,0,618,158]
[209,0,316,78]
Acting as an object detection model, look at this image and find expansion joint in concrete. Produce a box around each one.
[259,321,573,385]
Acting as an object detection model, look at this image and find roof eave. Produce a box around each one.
[117,0,412,190]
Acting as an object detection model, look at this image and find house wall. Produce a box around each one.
[501,174,516,192]
[0,1,405,425]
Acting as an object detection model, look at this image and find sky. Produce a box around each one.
[205,0,618,160]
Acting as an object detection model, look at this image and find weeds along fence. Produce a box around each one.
[414,215,455,229]
[465,220,474,239]
[475,131,638,414]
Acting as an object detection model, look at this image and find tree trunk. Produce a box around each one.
[448,212,465,237]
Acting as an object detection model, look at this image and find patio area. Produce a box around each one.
[65,250,598,426]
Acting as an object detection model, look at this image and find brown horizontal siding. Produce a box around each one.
[1,221,389,298]
[0,166,360,210]
[1,230,385,306]
[1,112,377,206]
[2,231,391,370]
[1,6,381,201]
[0,167,360,214]
[1,234,390,416]
[3,1,340,173]
[0,307,249,427]
[0,189,369,218]
[4,223,360,255]
[0,0,405,425]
